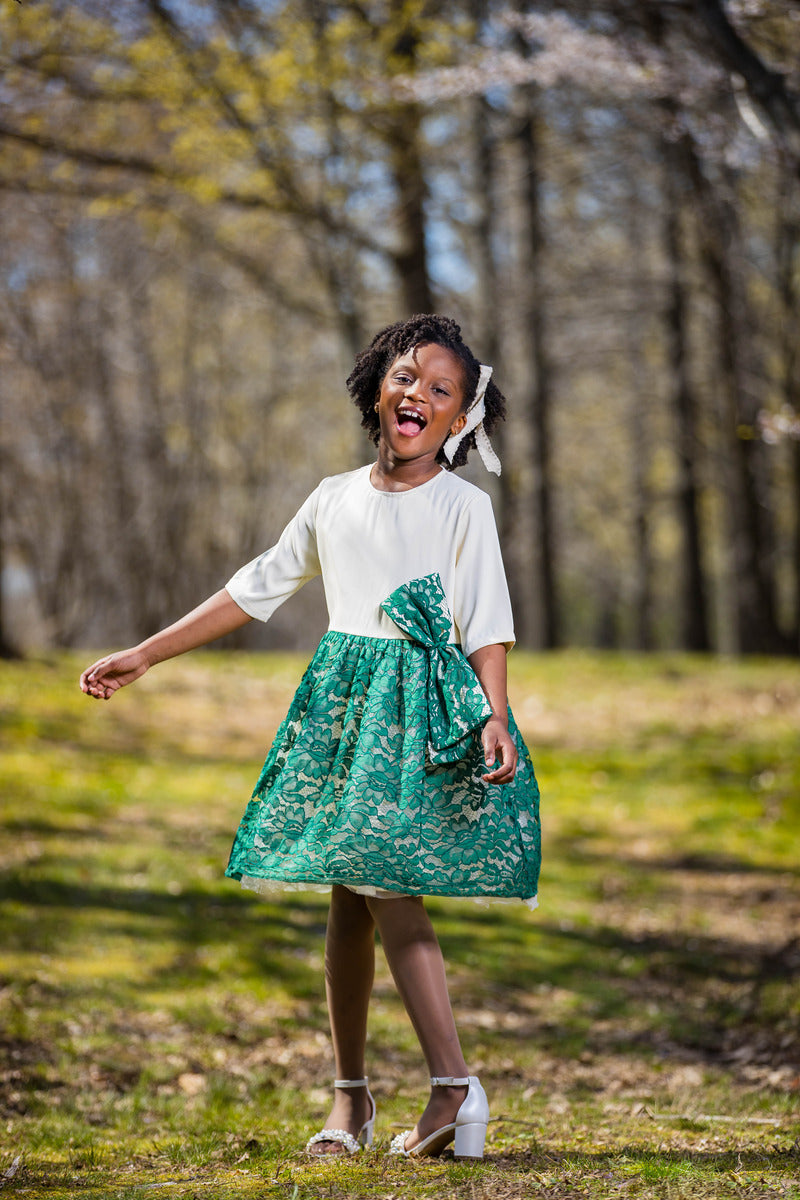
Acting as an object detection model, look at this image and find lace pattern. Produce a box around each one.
[226,575,541,902]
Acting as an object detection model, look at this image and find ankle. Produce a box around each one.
[430,1074,469,1095]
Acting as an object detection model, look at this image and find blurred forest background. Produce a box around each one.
[1,0,799,656]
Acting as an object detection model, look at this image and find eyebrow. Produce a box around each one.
[395,359,458,388]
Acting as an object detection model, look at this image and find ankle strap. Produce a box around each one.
[334,1077,369,1088]
[430,1075,469,1086]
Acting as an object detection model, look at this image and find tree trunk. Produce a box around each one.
[688,152,787,653]
[775,153,800,652]
[662,138,711,651]
[624,195,655,651]
[305,1,367,364]
[692,0,800,169]
[0,449,21,658]
[469,86,531,628]
[388,110,434,316]
[386,6,434,316]
[515,85,558,649]
[792,435,800,654]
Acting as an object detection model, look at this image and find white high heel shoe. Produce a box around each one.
[305,1077,376,1156]
[389,1075,489,1159]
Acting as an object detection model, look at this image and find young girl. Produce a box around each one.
[80,314,541,1161]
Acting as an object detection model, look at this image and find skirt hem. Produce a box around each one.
[237,873,539,911]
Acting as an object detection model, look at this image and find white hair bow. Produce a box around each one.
[442,364,501,475]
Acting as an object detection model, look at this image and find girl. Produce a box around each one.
[80,314,541,1160]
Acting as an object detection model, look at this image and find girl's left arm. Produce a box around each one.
[468,643,518,784]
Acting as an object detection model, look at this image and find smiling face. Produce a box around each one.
[375,342,468,467]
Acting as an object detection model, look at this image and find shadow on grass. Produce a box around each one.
[1,817,119,840]
[5,866,791,990]
[428,902,800,1068]
[0,870,330,1000]
[487,1141,800,1175]
[554,840,800,881]
[3,861,799,1076]
[432,900,799,987]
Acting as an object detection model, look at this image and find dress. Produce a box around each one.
[224,465,541,906]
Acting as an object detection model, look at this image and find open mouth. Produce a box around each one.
[396,406,427,435]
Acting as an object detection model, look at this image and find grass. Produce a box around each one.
[0,648,799,1199]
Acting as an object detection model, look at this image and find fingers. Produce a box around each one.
[480,726,518,785]
[482,758,516,784]
[80,660,106,699]
[79,652,136,700]
[80,667,116,700]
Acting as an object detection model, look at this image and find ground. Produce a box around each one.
[0,649,798,1198]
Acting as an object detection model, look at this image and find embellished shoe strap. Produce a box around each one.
[430,1075,469,1086]
[306,1128,361,1155]
[334,1077,369,1088]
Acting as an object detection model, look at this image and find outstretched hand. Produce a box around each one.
[79,590,253,701]
[480,715,518,784]
[80,648,149,700]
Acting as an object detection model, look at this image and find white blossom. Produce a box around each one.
[759,406,800,444]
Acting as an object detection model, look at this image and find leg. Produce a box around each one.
[367,895,469,1148]
[309,885,376,1155]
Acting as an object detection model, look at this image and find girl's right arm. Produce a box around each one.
[79,588,252,700]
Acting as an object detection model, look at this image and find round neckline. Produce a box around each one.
[366,463,444,496]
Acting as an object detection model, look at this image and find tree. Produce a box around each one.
[661,134,711,651]
[2,0,799,653]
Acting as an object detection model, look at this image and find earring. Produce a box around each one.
[374,402,379,412]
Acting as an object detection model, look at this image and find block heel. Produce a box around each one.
[453,1120,487,1159]
[389,1075,489,1159]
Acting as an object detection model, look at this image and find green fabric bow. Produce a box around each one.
[381,573,493,765]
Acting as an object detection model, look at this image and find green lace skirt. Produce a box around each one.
[225,630,541,904]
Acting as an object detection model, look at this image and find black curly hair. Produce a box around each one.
[346,314,506,470]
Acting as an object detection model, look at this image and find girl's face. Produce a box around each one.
[376,342,467,464]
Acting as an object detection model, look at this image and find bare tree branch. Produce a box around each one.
[693,0,800,149]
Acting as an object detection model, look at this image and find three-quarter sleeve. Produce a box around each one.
[452,492,515,657]
[225,487,322,622]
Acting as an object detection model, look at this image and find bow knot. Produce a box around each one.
[381,573,492,765]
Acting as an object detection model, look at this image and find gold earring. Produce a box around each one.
[374,402,379,412]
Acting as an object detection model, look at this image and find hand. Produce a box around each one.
[80,647,149,700]
[480,715,517,784]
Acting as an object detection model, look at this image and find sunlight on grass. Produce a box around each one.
[1,650,799,1198]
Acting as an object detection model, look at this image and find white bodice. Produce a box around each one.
[226,465,514,657]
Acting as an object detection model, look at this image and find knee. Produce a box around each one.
[368,894,438,945]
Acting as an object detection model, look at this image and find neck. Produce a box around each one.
[371,444,442,492]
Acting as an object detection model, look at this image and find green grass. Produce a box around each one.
[1,649,799,1199]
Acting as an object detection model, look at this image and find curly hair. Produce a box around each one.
[346,314,506,470]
